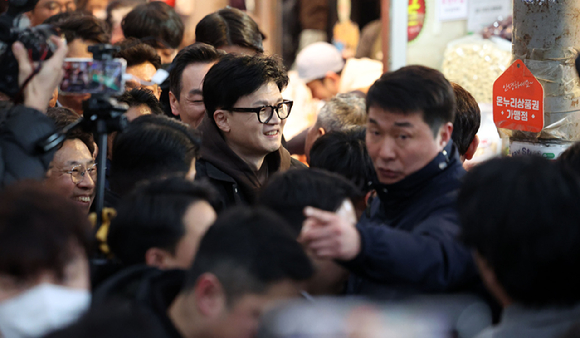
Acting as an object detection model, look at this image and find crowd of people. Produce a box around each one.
[1,2,580,338]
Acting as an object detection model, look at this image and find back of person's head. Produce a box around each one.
[305,93,368,157]
[0,181,91,287]
[110,115,200,196]
[451,83,480,159]
[195,7,265,54]
[203,54,288,121]
[113,38,161,69]
[121,2,184,49]
[366,65,456,134]
[43,301,165,338]
[108,177,218,268]
[459,156,580,307]
[169,43,223,101]
[47,13,110,44]
[558,142,580,175]
[47,107,95,155]
[309,128,376,193]
[316,93,367,132]
[258,169,362,237]
[117,89,164,115]
[182,206,314,301]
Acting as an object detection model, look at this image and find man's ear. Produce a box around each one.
[214,110,231,133]
[464,135,480,161]
[193,273,226,318]
[145,247,173,269]
[438,122,453,149]
[169,91,180,117]
[325,71,340,83]
[317,128,326,137]
[323,72,341,93]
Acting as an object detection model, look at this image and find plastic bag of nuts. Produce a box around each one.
[442,35,512,104]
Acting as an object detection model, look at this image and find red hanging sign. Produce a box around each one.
[408,0,426,42]
[493,59,544,133]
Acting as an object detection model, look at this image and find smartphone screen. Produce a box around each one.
[60,58,127,95]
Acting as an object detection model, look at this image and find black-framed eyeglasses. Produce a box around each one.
[228,100,293,124]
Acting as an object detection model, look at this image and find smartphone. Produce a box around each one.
[60,58,127,95]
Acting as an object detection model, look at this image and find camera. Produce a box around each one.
[0,0,59,99]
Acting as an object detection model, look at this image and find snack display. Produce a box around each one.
[442,35,512,104]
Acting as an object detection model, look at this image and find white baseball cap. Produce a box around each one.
[296,42,345,83]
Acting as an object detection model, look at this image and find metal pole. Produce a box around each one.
[94,119,107,231]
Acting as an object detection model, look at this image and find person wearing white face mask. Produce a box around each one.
[0,182,92,338]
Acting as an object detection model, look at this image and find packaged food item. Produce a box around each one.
[442,35,512,104]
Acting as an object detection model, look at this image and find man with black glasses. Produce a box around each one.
[197,54,303,210]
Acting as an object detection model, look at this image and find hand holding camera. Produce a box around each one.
[12,36,68,113]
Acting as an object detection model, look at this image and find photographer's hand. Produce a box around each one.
[12,36,68,113]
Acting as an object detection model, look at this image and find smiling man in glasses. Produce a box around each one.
[197,54,303,210]
[44,107,96,214]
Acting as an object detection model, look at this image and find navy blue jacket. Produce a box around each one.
[342,142,480,297]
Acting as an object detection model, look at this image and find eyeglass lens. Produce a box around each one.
[70,165,97,184]
[259,102,291,123]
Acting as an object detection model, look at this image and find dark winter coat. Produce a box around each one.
[341,142,480,298]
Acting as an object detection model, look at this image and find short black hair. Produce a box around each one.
[108,177,218,266]
[558,142,580,175]
[113,38,161,69]
[117,89,164,115]
[47,107,95,155]
[0,181,91,282]
[451,83,480,156]
[366,65,456,134]
[182,206,314,303]
[169,43,223,101]
[258,168,362,237]
[458,156,580,307]
[309,127,376,193]
[46,12,111,44]
[121,2,184,49]
[203,54,288,120]
[195,7,265,54]
[44,301,165,338]
[110,115,201,196]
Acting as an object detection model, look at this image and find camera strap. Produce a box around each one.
[13,60,43,104]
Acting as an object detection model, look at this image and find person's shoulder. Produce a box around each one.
[195,158,209,177]
[290,157,307,168]
[427,159,465,197]
[92,265,163,305]
[196,159,237,183]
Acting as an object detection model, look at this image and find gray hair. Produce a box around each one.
[316,93,367,132]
